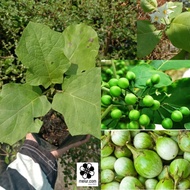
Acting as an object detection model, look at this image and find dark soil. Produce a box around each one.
[38,110,70,147]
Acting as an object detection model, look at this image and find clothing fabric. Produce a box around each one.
[0,140,57,190]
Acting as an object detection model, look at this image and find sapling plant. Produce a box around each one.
[101,60,190,130]
[138,0,190,59]
[0,22,101,145]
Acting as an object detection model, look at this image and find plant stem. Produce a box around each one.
[174,178,179,190]
[127,88,138,97]
[159,93,170,103]
[112,101,125,106]
[101,104,114,120]
[101,132,111,148]
[157,109,165,120]
[126,144,139,159]
[101,86,110,93]
[139,87,148,97]
[161,105,172,113]
[100,60,112,65]
[163,103,179,110]
[111,59,117,78]
[149,131,159,142]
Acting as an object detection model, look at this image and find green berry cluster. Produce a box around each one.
[101,62,190,130]
[161,107,190,129]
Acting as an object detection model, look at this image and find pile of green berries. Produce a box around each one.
[101,63,190,130]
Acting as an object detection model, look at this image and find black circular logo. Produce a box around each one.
[79,163,95,179]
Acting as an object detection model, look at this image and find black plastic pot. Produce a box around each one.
[32,133,87,151]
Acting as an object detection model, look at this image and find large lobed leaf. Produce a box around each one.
[137,20,162,58]
[52,68,101,139]
[16,22,70,89]
[150,60,190,71]
[16,22,100,87]
[63,23,100,75]
[0,83,51,145]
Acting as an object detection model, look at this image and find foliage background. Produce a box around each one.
[0,0,137,88]
[0,0,136,61]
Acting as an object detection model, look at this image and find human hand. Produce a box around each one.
[26,133,38,142]
[50,135,91,158]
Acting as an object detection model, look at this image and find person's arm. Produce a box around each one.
[0,134,90,190]
[51,135,91,158]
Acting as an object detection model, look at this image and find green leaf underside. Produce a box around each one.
[150,60,190,71]
[166,12,190,53]
[63,23,100,75]
[0,83,51,145]
[52,68,101,139]
[137,20,162,58]
[131,64,172,88]
[16,22,70,88]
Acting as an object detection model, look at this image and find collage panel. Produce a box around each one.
[0,0,136,189]
[1,0,190,189]
[101,129,190,190]
[101,59,190,189]
[137,0,190,60]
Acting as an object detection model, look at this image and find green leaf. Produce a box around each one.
[162,78,190,108]
[137,20,162,58]
[140,0,157,12]
[168,2,183,21]
[130,64,172,88]
[52,68,101,139]
[150,60,190,71]
[62,23,100,75]
[171,50,190,60]
[185,122,190,129]
[150,78,190,127]
[16,22,70,88]
[166,12,190,53]
[0,83,51,145]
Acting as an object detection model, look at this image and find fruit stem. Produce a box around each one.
[101,132,111,148]
[159,94,169,103]
[139,87,148,97]
[157,109,165,120]
[101,104,114,120]
[161,105,172,113]
[174,178,179,190]
[127,88,138,97]
[112,101,125,106]
[126,144,139,159]
[149,131,159,142]
[111,59,117,79]
[163,103,179,110]
[101,86,110,93]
